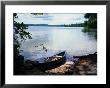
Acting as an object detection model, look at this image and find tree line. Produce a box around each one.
[83,13,97,32]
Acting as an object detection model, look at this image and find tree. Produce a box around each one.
[84,13,97,29]
[14,13,44,74]
[83,13,97,39]
[14,13,32,74]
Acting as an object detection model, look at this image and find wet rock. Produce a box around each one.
[73,58,97,75]
[46,61,75,75]
[86,71,97,75]
[75,66,84,71]
[24,60,34,70]
[79,71,85,75]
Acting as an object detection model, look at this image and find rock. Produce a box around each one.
[65,61,74,65]
[75,66,84,71]
[73,57,97,75]
[79,71,85,75]
[24,60,34,70]
[86,70,97,75]
[46,61,75,75]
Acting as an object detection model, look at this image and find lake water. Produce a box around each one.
[20,26,97,62]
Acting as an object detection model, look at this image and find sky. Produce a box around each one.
[16,13,86,25]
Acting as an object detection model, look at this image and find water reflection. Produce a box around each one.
[83,31,97,40]
[20,26,97,61]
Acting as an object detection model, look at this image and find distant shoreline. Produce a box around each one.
[25,24,84,27]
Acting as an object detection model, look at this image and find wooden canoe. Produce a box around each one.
[36,51,66,70]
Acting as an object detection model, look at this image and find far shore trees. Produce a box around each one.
[83,13,97,32]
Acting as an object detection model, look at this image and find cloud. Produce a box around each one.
[16,13,86,25]
[48,13,85,25]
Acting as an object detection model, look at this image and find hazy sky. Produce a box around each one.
[16,13,86,25]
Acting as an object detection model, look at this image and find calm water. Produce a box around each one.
[20,26,97,62]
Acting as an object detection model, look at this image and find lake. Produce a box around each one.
[20,26,97,62]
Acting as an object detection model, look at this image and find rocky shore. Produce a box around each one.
[46,57,97,75]
[14,53,97,75]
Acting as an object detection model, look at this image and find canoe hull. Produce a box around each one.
[36,51,66,70]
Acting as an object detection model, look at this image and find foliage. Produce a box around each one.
[31,13,43,15]
[84,13,97,19]
[84,13,97,29]
[14,13,32,74]
[83,13,97,32]
[82,13,97,39]
[14,13,44,74]
[14,13,32,56]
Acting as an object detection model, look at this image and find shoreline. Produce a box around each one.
[14,52,97,75]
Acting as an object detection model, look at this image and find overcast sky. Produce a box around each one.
[16,13,86,25]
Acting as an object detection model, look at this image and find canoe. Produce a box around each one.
[73,52,97,62]
[73,52,97,58]
[36,51,66,70]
